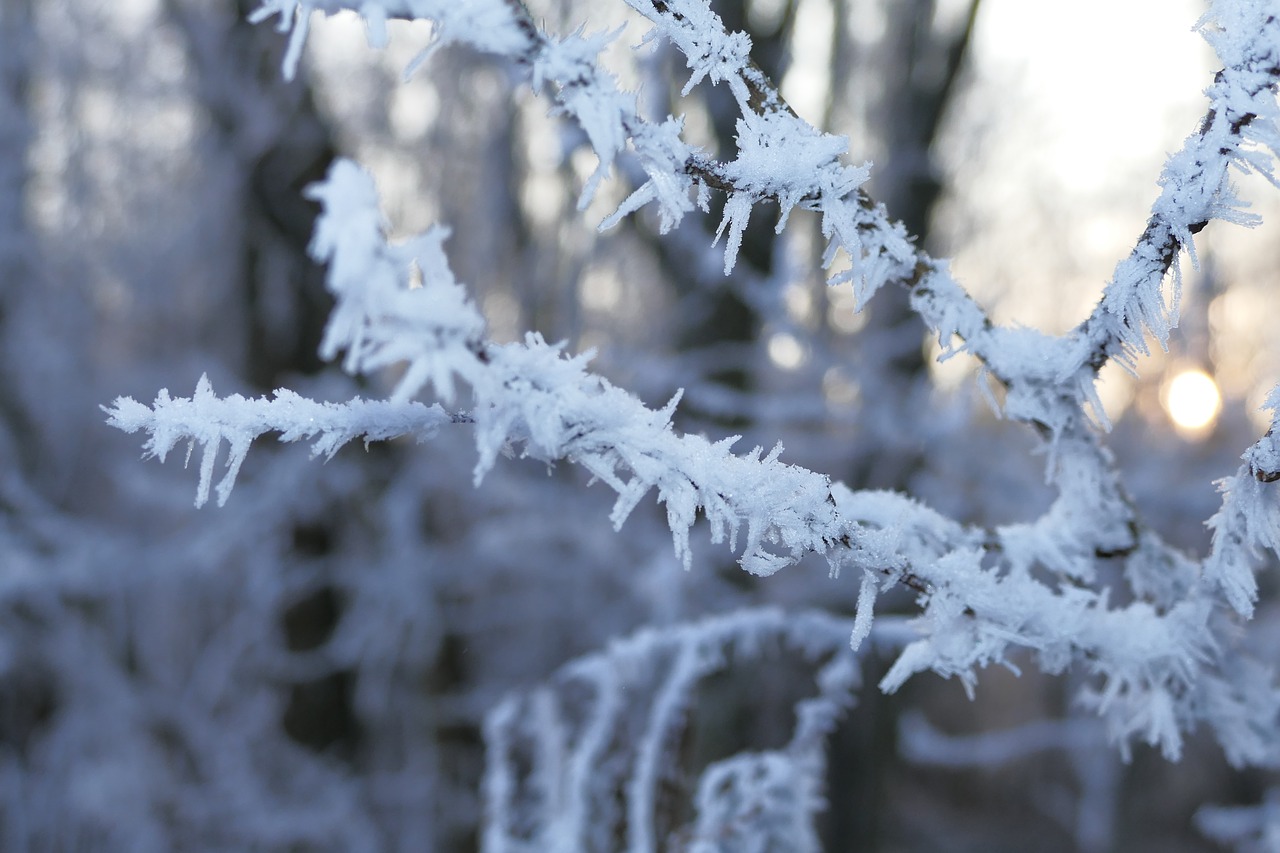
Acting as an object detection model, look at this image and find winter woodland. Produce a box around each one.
[5,0,1280,849]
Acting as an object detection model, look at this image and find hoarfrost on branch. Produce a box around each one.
[104,0,1280,847]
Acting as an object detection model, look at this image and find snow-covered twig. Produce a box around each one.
[239,0,1280,594]
[481,607,858,853]
[105,375,457,507]
[1198,788,1280,853]
[246,0,1280,415]
[107,158,1280,764]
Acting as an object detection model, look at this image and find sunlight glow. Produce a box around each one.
[1164,369,1222,432]
[768,332,806,370]
[822,367,858,408]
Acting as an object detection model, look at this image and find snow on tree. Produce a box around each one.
[79,0,1280,848]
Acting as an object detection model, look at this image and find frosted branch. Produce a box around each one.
[244,0,1280,420]
[1197,789,1280,852]
[480,607,858,853]
[104,375,455,507]
[1204,389,1280,616]
[109,159,1280,764]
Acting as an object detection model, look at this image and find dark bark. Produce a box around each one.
[0,0,38,470]
[867,0,981,376]
[824,4,981,849]
[843,0,981,495]
[166,0,339,390]
[639,0,799,425]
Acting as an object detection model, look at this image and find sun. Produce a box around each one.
[1164,369,1222,432]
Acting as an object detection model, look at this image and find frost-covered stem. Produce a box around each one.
[1076,19,1280,370]
[109,154,1280,762]
[625,641,699,853]
[1197,788,1280,851]
[482,608,860,853]
[480,699,521,853]
[104,378,460,507]
[1204,414,1280,616]
[247,0,1280,410]
[249,0,1154,565]
[899,711,1105,769]
[107,0,1280,770]
[900,711,1120,851]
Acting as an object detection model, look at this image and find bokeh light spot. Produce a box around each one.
[1164,369,1222,432]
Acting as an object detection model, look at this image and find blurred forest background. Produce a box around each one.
[3,0,1280,849]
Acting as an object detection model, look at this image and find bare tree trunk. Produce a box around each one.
[165,0,338,390]
[0,0,37,471]
[0,2,31,274]
[849,0,982,489]
[825,4,982,849]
